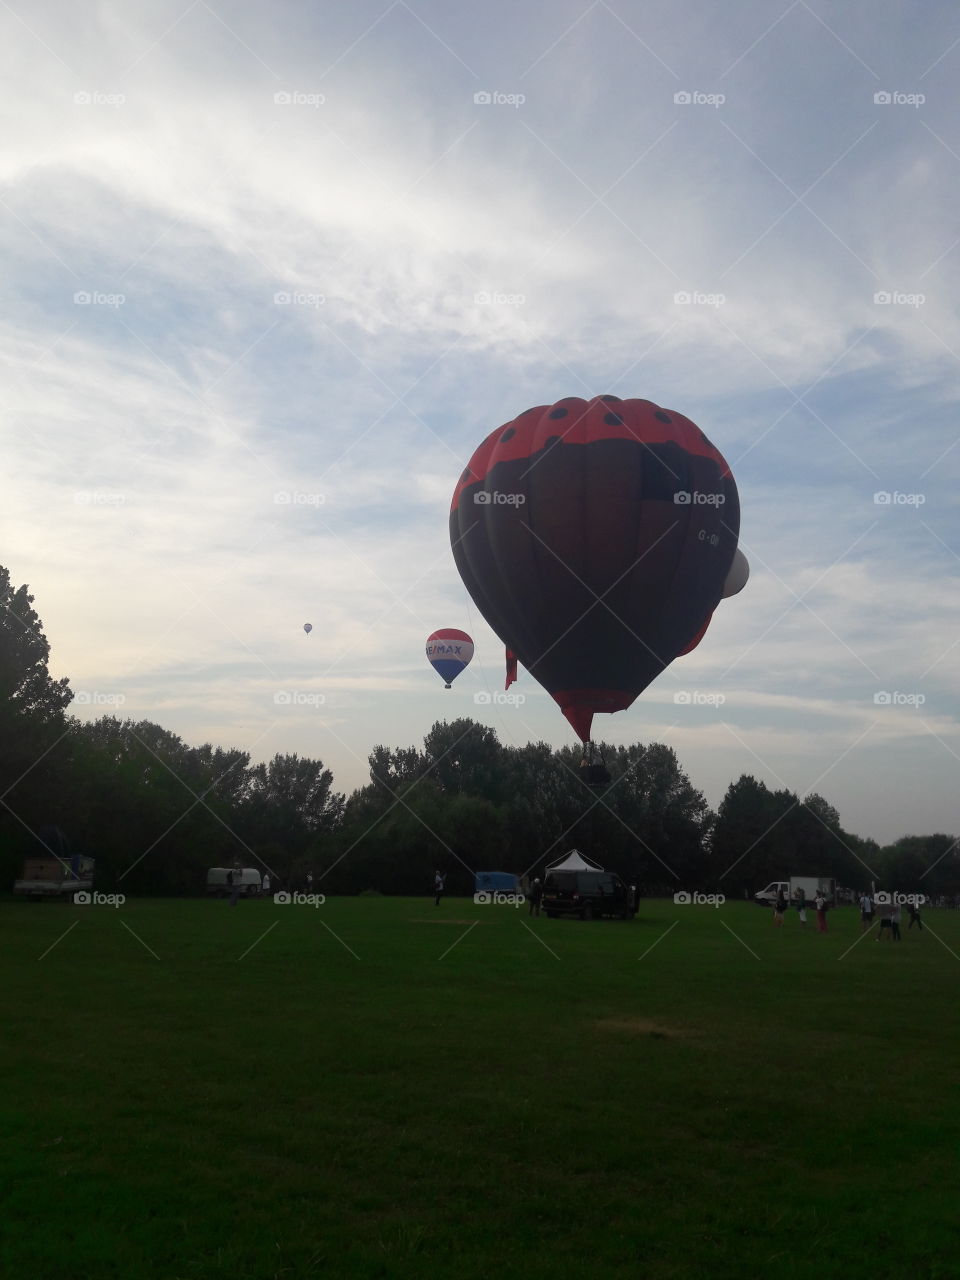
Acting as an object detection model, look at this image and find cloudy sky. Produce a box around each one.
[2,0,958,844]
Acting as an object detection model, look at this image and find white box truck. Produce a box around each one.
[755,876,836,907]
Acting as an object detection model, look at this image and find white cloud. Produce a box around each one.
[2,0,959,844]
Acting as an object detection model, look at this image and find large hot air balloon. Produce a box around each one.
[449,395,746,744]
[303,623,313,634]
[426,628,474,689]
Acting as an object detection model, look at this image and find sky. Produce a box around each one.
[1,0,958,845]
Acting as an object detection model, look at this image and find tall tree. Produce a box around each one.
[0,566,73,727]
[246,753,344,836]
[0,567,75,873]
[422,719,508,801]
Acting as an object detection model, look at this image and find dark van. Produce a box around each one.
[542,871,637,920]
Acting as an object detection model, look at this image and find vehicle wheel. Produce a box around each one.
[581,904,595,920]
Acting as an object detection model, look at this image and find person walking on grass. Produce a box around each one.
[228,866,241,907]
[434,870,445,907]
[814,891,828,932]
[528,877,543,917]
[907,901,923,930]
[795,888,808,928]
[774,889,786,927]
[859,891,874,933]
[890,903,902,941]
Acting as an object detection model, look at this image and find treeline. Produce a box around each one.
[2,564,958,897]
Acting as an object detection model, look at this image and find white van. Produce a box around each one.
[206,867,262,897]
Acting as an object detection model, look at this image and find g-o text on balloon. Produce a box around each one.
[474,491,526,506]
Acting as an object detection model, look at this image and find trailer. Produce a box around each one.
[206,867,262,897]
[14,855,95,899]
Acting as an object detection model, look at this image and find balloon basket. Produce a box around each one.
[579,741,611,788]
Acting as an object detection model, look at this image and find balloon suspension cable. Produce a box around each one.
[579,740,611,788]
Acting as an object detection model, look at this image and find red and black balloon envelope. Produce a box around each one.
[449,396,748,742]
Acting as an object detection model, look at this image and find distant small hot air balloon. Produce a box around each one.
[426,629,474,689]
[303,623,313,634]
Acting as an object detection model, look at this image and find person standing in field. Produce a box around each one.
[434,871,445,907]
[814,891,828,932]
[859,891,873,933]
[262,872,271,898]
[774,889,786,927]
[890,903,902,941]
[907,901,923,930]
[795,888,808,928]
[228,866,241,907]
[528,877,543,917]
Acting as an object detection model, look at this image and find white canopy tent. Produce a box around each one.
[545,850,604,874]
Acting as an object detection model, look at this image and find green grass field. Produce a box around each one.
[2,894,959,1279]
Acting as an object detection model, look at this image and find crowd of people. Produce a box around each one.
[772,887,925,940]
[772,887,830,932]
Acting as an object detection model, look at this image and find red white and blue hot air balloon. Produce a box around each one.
[426,628,474,689]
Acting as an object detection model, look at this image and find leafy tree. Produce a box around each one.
[878,834,960,898]
[711,776,785,895]
[0,567,72,727]
[0,566,75,875]
[422,719,509,800]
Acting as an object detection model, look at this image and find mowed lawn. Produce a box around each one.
[2,894,959,1279]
